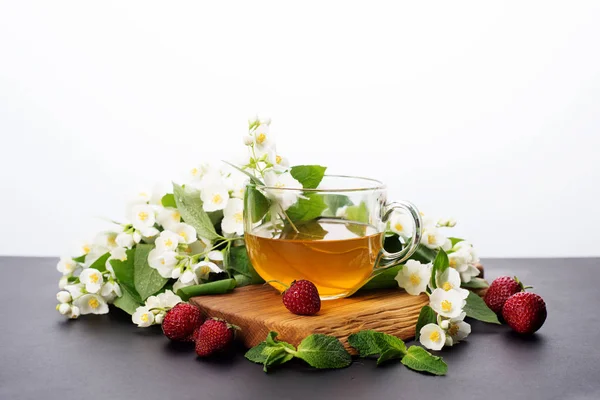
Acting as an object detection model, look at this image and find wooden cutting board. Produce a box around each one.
[191,265,485,354]
[191,285,427,354]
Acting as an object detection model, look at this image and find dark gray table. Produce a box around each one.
[1,257,599,400]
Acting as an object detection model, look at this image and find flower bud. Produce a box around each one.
[58,303,72,315]
[447,218,457,227]
[155,313,164,324]
[260,117,272,125]
[69,306,80,319]
[58,276,69,290]
[56,291,72,304]
[439,320,450,330]
[243,135,254,146]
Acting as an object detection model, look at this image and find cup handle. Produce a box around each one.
[375,201,423,270]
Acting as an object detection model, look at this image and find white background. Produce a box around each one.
[1,1,599,258]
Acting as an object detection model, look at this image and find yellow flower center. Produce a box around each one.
[256,133,267,144]
[441,300,452,312]
[447,323,459,336]
[88,298,99,309]
[274,182,285,188]
[275,155,282,164]
[139,192,148,197]
[429,330,441,342]
[200,265,211,275]
[65,262,74,272]
[212,194,223,204]
[409,273,421,286]
[141,313,149,322]
[234,212,243,224]
[442,282,452,291]
[90,274,99,284]
[427,234,436,245]
[82,245,91,254]
[449,259,457,268]
[172,211,180,221]
[160,258,166,265]
[394,223,403,232]
[164,238,173,248]
[179,231,188,241]
[191,167,198,176]
[138,211,149,221]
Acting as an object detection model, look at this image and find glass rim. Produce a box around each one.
[249,174,387,193]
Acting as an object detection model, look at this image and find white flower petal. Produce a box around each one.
[419,323,446,351]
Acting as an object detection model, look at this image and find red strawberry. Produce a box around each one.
[194,318,237,357]
[502,292,547,334]
[484,276,526,315]
[282,280,321,316]
[162,303,203,342]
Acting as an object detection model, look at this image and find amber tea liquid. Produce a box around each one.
[245,218,383,299]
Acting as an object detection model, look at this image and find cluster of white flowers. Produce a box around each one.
[132,290,182,327]
[242,116,301,211]
[395,260,471,351]
[390,212,481,284]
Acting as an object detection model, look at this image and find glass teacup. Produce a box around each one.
[244,175,422,300]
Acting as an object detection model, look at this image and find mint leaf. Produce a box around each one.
[225,246,264,286]
[109,249,141,301]
[112,287,142,315]
[348,330,407,365]
[245,185,270,223]
[461,278,489,289]
[464,291,500,324]
[286,193,327,222]
[176,278,236,301]
[245,332,296,372]
[290,165,327,189]
[415,306,437,340]
[401,346,448,376]
[134,244,169,301]
[323,194,352,216]
[161,193,177,208]
[172,183,219,241]
[430,249,449,288]
[296,334,352,369]
[344,202,369,223]
[448,237,464,247]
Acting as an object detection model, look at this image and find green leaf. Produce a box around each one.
[176,278,236,301]
[464,291,500,324]
[88,252,110,272]
[411,245,437,263]
[430,249,449,288]
[280,219,329,241]
[415,306,437,340]
[134,244,169,301]
[245,332,296,372]
[359,265,402,291]
[401,346,448,376]
[448,237,464,247]
[344,202,369,223]
[172,183,219,241]
[245,185,270,223]
[323,194,352,216]
[290,165,327,189]
[461,278,489,289]
[72,254,86,263]
[295,334,352,369]
[286,193,327,222]
[161,193,177,208]
[348,330,407,365]
[112,287,143,315]
[109,249,140,301]
[225,246,264,285]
